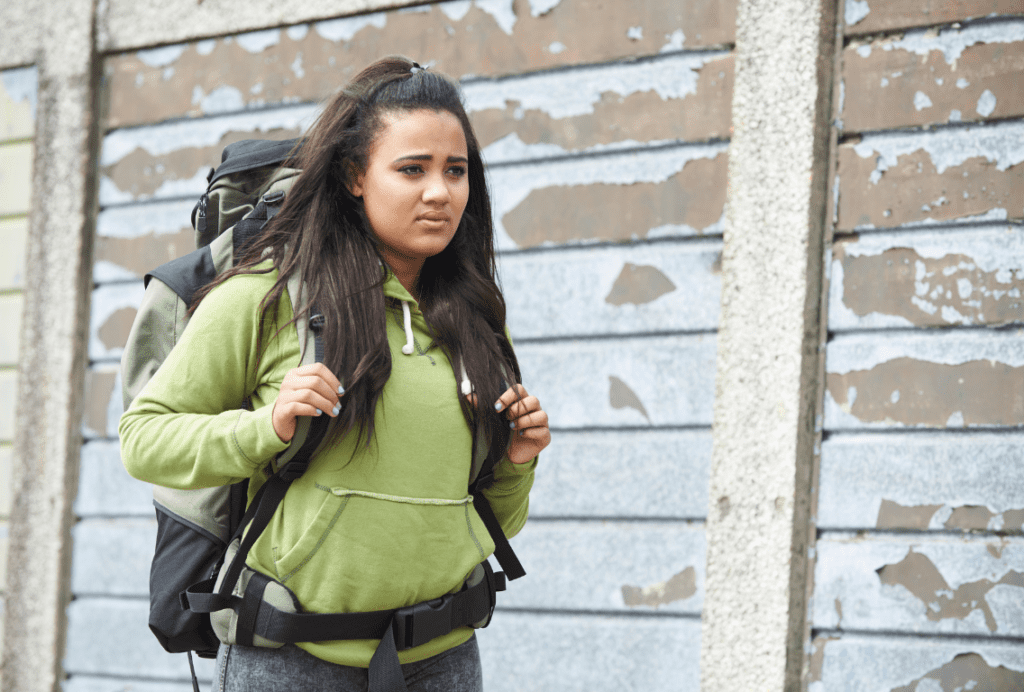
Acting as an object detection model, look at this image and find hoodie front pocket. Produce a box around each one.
[272,491,350,584]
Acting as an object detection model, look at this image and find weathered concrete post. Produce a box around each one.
[0,0,99,689]
[700,0,838,689]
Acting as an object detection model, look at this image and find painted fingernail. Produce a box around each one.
[509,421,515,429]
[338,385,346,395]
[315,409,323,416]
[332,404,341,416]
[494,401,503,411]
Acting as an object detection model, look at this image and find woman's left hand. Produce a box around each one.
[495,384,551,464]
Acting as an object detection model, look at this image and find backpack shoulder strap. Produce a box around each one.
[462,358,526,581]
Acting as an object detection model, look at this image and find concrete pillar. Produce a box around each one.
[0,0,99,689]
[700,0,838,690]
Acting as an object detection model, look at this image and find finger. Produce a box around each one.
[503,396,540,420]
[284,388,341,417]
[494,384,528,412]
[510,410,548,431]
[513,426,551,442]
[286,374,342,407]
[281,400,327,419]
[295,363,345,396]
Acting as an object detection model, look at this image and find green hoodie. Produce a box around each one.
[119,265,535,667]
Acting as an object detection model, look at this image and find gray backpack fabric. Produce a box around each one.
[120,139,306,658]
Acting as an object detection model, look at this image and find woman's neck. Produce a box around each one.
[384,255,423,302]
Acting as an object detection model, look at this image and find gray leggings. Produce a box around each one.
[215,635,483,692]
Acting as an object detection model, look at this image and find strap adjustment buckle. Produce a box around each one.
[392,593,456,651]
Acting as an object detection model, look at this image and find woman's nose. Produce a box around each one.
[423,174,452,204]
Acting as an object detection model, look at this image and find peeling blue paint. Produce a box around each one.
[845,0,870,27]
[883,19,1024,66]
[853,120,1024,183]
[234,28,282,54]
[135,44,186,68]
[463,51,727,120]
[528,0,561,18]
[313,12,388,42]
[474,0,516,35]
[440,0,473,22]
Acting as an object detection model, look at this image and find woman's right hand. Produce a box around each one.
[272,363,345,442]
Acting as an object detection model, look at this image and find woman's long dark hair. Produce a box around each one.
[193,56,520,462]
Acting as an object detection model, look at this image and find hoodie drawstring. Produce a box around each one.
[401,301,415,355]
[460,360,472,397]
[400,301,472,397]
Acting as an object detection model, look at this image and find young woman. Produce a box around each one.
[120,56,550,691]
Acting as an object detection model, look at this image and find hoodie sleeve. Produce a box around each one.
[480,454,536,539]
[477,324,538,539]
[119,272,292,489]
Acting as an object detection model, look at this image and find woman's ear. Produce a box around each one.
[346,163,364,198]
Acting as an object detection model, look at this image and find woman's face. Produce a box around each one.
[351,108,470,273]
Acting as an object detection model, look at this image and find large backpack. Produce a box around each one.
[120,138,524,692]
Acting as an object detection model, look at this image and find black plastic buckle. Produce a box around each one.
[392,593,455,651]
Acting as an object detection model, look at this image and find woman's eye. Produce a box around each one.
[399,165,423,175]
[447,166,467,178]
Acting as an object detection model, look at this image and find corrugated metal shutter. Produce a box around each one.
[810,2,1024,688]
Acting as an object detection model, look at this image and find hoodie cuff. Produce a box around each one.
[233,404,291,469]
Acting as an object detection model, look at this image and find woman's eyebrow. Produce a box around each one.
[392,154,469,164]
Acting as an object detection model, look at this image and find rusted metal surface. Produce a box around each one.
[492,145,728,249]
[843,0,1024,36]
[829,225,1024,330]
[841,20,1024,132]
[0,66,37,142]
[98,105,315,205]
[0,141,34,216]
[482,612,700,692]
[71,519,155,596]
[103,0,737,129]
[818,432,1024,531]
[530,429,711,518]
[94,201,195,281]
[815,534,1024,636]
[0,218,28,289]
[501,240,721,338]
[824,330,1024,429]
[65,598,215,680]
[502,521,704,613]
[98,109,728,249]
[89,282,144,362]
[82,366,120,440]
[75,441,151,518]
[518,336,717,428]
[809,633,1024,691]
[835,121,1024,230]
[468,52,734,159]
